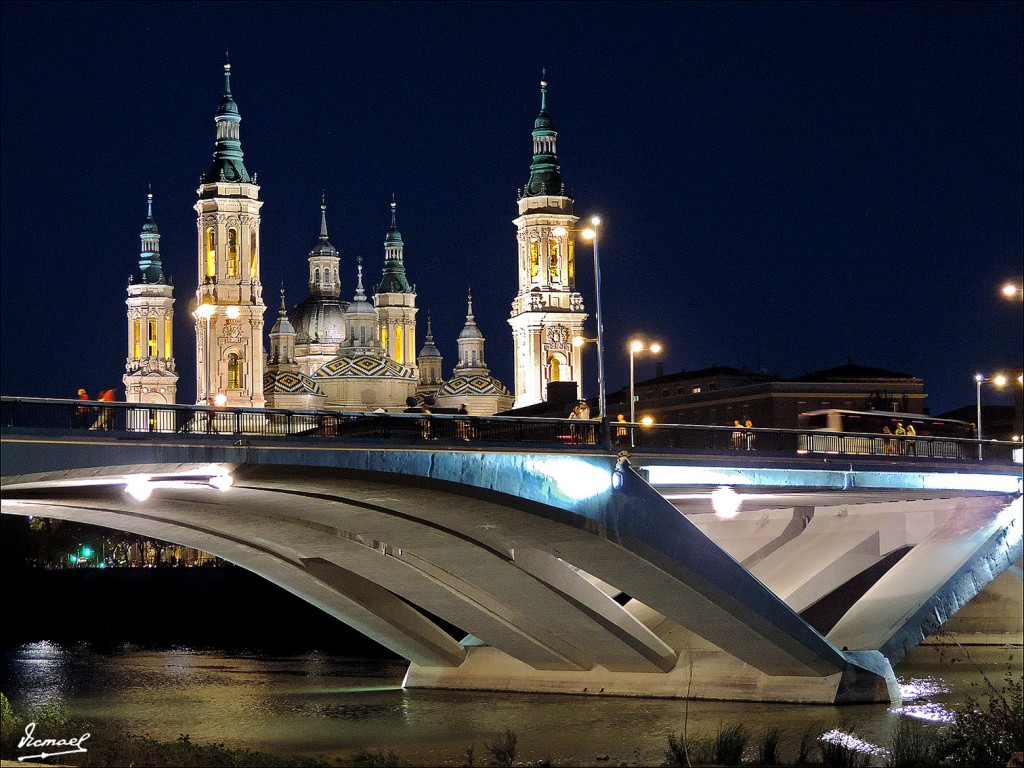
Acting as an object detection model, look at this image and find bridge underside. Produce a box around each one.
[1,436,1020,704]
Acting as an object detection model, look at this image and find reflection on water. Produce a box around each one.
[0,642,1019,766]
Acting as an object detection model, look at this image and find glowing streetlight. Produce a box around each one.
[628,339,662,426]
[975,373,1011,460]
[1001,283,1022,299]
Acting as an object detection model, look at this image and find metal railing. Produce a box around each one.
[1,397,1020,463]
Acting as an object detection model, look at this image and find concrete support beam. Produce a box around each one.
[830,495,1022,661]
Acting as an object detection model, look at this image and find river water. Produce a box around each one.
[1,641,1019,766]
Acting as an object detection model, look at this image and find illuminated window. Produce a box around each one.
[205,227,216,277]
[530,240,539,278]
[133,319,141,359]
[227,229,238,276]
[549,356,561,381]
[568,239,575,282]
[380,324,387,351]
[148,319,157,356]
[395,326,403,363]
[548,238,559,280]
[249,231,257,275]
[164,317,172,358]
[227,353,241,389]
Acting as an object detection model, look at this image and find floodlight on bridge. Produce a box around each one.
[711,486,742,518]
[209,473,234,492]
[525,457,611,501]
[124,475,153,502]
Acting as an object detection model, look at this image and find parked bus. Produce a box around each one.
[796,409,973,458]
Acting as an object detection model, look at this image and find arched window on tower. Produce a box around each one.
[133,319,141,359]
[568,239,575,284]
[314,268,320,284]
[380,324,388,352]
[548,237,559,280]
[205,227,216,278]
[164,316,172,359]
[530,240,540,278]
[249,231,258,277]
[549,356,561,382]
[227,353,241,389]
[395,326,404,363]
[148,319,157,357]
[227,229,238,276]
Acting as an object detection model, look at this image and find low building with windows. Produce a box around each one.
[627,362,927,429]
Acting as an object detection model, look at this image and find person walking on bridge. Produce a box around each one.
[74,388,92,428]
[894,421,907,455]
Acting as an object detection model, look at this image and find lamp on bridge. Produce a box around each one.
[553,216,606,421]
[974,373,1010,460]
[628,339,662,428]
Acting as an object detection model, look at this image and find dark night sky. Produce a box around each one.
[2,1,1021,414]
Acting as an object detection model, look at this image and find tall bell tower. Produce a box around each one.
[508,77,586,408]
[124,191,178,404]
[374,199,418,376]
[194,60,266,407]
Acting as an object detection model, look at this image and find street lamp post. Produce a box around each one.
[628,340,662,440]
[975,373,1008,460]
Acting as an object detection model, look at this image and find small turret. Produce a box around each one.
[269,287,297,367]
[417,311,444,387]
[345,256,377,349]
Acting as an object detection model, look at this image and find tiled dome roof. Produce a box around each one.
[436,374,511,398]
[313,353,416,381]
[263,370,324,396]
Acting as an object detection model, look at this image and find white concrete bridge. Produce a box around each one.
[1,398,1020,704]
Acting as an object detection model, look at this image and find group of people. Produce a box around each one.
[75,387,117,430]
[568,400,595,444]
[731,419,756,450]
[881,420,917,455]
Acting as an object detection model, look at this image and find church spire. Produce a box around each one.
[307,196,341,297]
[135,189,165,284]
[378,198,412,293]
[203,59,251,184]
[269,285,297,366]
[523,73,565,197]
[456,288,487,373]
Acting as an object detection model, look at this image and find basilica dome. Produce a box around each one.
[289,295,346,345]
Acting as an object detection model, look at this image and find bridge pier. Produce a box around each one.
[405,644,898,704]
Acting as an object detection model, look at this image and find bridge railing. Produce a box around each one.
[2,397,1019,463]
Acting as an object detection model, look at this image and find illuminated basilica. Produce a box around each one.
[123,64,586,416]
